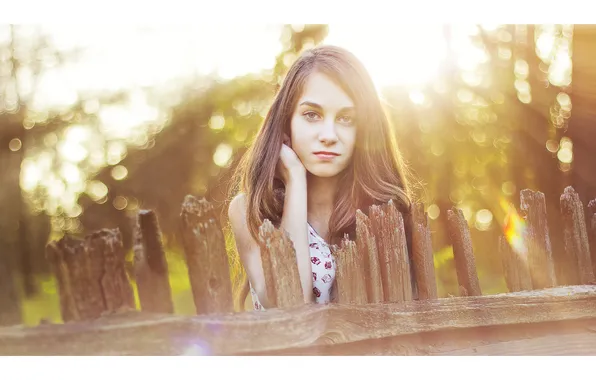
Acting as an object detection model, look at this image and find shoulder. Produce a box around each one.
[227,193,255,247]
[228,192,247,222]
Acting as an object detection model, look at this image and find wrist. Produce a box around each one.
[286,167,306,186]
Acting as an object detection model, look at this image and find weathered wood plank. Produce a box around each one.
[89,230,135,313]
[257,220,304,309]
[440,331,596,355]
[410,203,438,300]
[257,220,278,308]
[560,186,595,285]
[0,255,20,326]
[334,236,367,304]
[499,235,532,292]
[179,196,233,315]
[132,210,174,314]
[45,237,81,322]
[355,210,384,303]
[446,208,482,296]
[520,189,557,288]
[45,229,134,322]
[253,317,596,355]
[1,285,594,355]
[369,201,412,303]
[588,199,596,278]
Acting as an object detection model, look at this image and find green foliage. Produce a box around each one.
[8,24,581,324]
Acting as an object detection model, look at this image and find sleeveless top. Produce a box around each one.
[250,223,337,311]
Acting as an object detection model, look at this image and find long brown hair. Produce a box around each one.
[227,45,415,308]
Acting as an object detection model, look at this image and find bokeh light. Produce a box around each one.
[427,204,440,220]
[111,165,128,181]
[2,23,588,316]
[9,138,22,151]
[213,143,233,168]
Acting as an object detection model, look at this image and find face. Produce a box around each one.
[289,71,357,178]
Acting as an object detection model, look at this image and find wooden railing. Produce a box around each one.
[1,186,595,355]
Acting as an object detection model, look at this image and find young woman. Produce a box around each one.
[227,44,414,311]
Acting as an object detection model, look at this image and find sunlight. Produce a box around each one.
[500,198,528,258]
[535,24,573,87]
[57,139,87,163]
[21,158,42,191]
[39,25,284,94]
[16,24,573,227]
[409,90,426,105]
[325,24,447,89]
[213,143,234,168]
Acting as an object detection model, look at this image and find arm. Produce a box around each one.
[228,178,313,308]
[228,193,273,308]
[279,171,313,303]
[229,143,313,307]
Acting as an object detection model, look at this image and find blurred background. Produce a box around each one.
[0,24,594,326]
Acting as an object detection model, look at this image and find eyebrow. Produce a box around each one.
[299,101,355,113]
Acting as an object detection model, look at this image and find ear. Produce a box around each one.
[283,133,291,148]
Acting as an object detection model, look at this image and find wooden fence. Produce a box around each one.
[1,186,596,355]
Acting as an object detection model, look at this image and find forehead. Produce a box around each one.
[297,72,354,109]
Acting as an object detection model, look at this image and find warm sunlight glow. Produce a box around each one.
[557,137,573,164]
[325,24,447,89]
[15,24,578,238]
[409,90,426,105]
[87,180,108,201]
[475,209,493,231]
[500,198,528,258]
[58,139,88,163]
[21,158,42,191]
[38,25,284,95]
[111,165,128,181]
[213,143,233,167]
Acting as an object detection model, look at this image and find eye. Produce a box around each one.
[303,111,321,121]
[338,114,354,125]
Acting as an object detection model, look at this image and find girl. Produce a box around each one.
[227,44,414,311]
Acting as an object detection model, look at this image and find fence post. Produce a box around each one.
[90,229,136,313]
[46,236,83,322]
[332,236,368,304]
[369,201,412,303]
[132,210,174,314]
[499,235,532,292]
[410,203,438,300]
[257,220,303,308]
[179,195,233,315]
[588,199,596,278]
[46,228,135,322]
[560,186,595,285]
[520,189,557,288]
[356,210,384,303]
[447,208,482,297]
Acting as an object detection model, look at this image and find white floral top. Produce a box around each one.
[250,223,337,311]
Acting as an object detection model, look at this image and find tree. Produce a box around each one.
[0,25,133,325]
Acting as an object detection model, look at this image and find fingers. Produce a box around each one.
[280,143,297,160]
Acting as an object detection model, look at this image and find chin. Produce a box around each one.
[305,164,347,178]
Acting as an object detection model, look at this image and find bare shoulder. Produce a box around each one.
[227,193,256,253]
[228,192,247,223]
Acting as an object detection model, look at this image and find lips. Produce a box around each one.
[313,151,340,157]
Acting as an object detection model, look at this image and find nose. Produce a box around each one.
[319,118,339,145]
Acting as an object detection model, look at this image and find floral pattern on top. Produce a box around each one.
[249,223,337,311]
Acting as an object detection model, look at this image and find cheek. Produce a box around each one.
[289,116,312,155]
[341,128,357,157]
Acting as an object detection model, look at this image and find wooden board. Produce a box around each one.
[0,285,595,355]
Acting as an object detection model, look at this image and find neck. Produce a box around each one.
[306,173,339,226]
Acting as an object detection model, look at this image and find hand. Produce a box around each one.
[276,138,305,185]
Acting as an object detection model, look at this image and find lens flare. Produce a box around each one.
[500,198,528,258]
